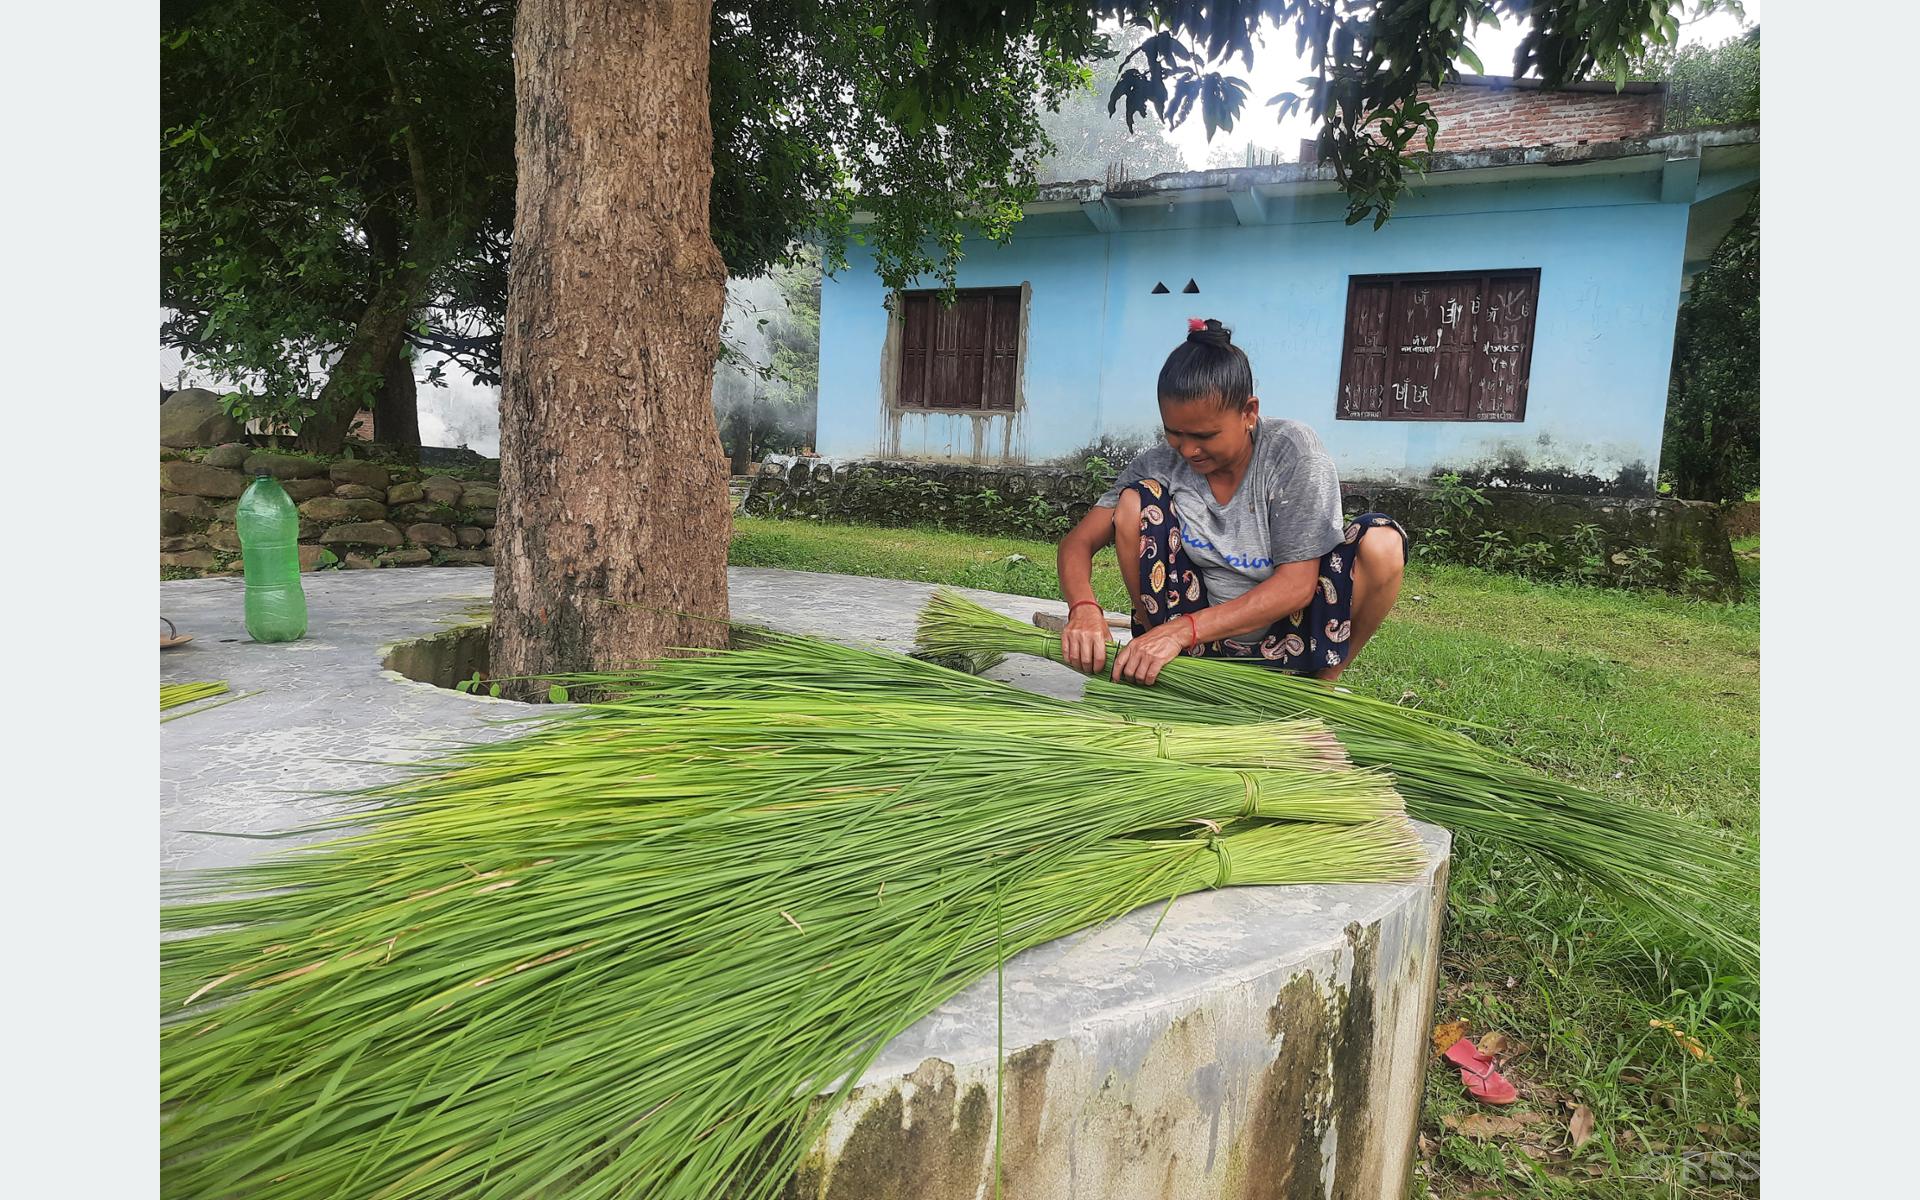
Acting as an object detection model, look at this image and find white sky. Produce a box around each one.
[1145,1,1761,168]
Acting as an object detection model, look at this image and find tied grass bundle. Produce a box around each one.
[161,681,228,711]
[913,590,1758,973]
[162,654,1422,1200]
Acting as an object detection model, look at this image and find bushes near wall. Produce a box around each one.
[744,457,1744,599]
[160,442,500,579]
[741,455,1121,541]
[1349,474,1741,598]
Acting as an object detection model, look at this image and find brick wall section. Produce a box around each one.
[1421,81,1664,152]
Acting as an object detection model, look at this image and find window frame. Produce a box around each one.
[885,284,1028,415]
[1334,267,1541,424]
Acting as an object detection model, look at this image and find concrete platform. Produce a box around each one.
[159,568,1077,874]
[159,568,1449,1197]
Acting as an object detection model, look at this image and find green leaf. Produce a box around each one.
[1457,44,1484,75]
[548,685,570,704]
[488,683,503,698]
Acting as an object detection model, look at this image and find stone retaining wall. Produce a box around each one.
[1722,499,1759,540]
[160,443,501,578]
[1343,482,1741,598]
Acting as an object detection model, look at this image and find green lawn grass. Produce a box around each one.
[732,515,1759,1198]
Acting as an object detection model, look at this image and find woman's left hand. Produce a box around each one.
[1110,621,1191,687]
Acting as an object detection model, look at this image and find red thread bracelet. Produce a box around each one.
[1184,613,1200,648]
[1068,600,1104,617]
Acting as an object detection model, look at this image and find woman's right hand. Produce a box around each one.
[1061,606,1113,675]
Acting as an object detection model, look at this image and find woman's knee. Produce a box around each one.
[1358,525,1406,578]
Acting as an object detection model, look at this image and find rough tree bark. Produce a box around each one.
[729,409,751,475]
[374,343,421,450]
[492,0,731,697]
[298,280,420,453]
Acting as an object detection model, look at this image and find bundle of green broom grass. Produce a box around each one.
[912,589,1758,974]
[162,641,1426,1200]
[160,680,227,711]
[162,680,258,723]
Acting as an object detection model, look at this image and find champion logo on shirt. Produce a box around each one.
[1182,528,1273,570]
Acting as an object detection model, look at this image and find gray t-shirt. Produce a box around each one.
[1096,418,1345,604]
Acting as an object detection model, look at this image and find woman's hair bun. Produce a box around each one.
[1185,317,1233,349]
[1162,317,1253,409]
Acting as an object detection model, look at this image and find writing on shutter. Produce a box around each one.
[1473,273,1536,420]
[1338,280,1392,419]
[896,287,1024,411]
[1336,269,1539,423]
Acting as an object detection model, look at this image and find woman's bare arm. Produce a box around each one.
[1056,504,1114,608]
[1186,559,1319,643]
[1056,505,1117,673]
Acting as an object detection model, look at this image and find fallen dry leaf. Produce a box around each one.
[1649,1018,1714,1062]
[1417,1133,1436,1159]
[1733,1074,1750,1110]
[1478,1031,1511,1057]
[1569,1103,1596,1150]
[1432,1019,1469,1055]
[1442,1111,1540,1140]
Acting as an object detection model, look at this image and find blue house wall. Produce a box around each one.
[815,168,1700,491]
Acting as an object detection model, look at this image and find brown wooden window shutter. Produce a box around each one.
[1335,268,1539,423]
[896,287,1023,412]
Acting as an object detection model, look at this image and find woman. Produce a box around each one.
[1056,318,1408,686]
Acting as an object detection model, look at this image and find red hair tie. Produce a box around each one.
[1187,317,1206,332]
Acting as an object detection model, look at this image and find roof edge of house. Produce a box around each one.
[1435,73,1667,96]
[1032,124,1759,202]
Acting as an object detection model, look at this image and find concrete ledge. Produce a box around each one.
[792,826,1450,1200]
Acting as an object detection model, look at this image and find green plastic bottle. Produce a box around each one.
[236,474,308,643]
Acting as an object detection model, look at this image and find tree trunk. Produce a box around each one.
[374,342,422,451]
[299,285,418,454]
[729,409,751,475]
[492,0,730,697]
